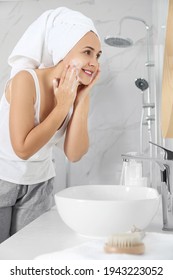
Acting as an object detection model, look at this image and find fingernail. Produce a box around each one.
[53,79,57,85]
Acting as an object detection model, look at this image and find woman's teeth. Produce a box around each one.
[83,69,93,76]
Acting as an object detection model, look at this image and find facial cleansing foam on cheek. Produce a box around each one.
[70,59,83,83]
[70,59,94,85]
[70,59,82,68]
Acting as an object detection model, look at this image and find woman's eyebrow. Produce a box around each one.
[84,46,102,54]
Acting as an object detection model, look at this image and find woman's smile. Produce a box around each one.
[82,68,94,77]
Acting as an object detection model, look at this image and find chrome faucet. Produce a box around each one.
[121,141,173,231]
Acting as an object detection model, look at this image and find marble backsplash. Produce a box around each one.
[0,0,163,191]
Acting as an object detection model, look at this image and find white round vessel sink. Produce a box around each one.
[55,185,160,237]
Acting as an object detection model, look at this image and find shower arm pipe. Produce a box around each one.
[119,15,152,107]
[119,16,150,31]
[119,16,151,64]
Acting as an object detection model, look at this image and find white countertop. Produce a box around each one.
[0,204,171,260]
[0,207,88,260]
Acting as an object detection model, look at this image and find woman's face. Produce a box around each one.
[63,31,102,85]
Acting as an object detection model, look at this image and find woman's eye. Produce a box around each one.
[84,50,91,55]
[83,50,101,60]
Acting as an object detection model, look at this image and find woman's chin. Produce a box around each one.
[78,76,92,86]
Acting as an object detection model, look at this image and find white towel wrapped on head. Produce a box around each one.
[8,7,99,78]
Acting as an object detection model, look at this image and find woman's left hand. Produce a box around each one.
[74,67,100,106]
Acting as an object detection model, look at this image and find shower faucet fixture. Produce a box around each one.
[105,15,156,181]
[135,78,149,92]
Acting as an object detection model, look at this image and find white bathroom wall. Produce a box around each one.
[0,0,155,190]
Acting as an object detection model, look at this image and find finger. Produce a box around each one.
[88,68,101,88]
[71,77,79,93]
[65,65,76,82]
[59,65,69,86]
[63,66,79,90]
[52,78,58,93]
[94,68,101,81]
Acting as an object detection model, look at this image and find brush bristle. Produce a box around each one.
[107,232,142,247]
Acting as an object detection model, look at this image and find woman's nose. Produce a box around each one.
[88,57,98,67]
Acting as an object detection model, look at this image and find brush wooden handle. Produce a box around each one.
[104,242,145,255]
[161,0,173,138]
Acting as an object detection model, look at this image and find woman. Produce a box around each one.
[0,7,101,243]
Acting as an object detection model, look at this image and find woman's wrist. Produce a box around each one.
[74,93,90,111]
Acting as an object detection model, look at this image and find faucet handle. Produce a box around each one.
[149,141,173,160]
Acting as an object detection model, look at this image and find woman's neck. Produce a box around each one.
[36,62,64,88]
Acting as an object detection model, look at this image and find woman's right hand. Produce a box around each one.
[53,65,79,110]
[9,67,79,160]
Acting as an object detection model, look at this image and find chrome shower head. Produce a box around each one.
[135,78,149,91]
[104,16,150,49]
[104,36,133,48]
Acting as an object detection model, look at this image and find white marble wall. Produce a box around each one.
[0,0,162,191]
